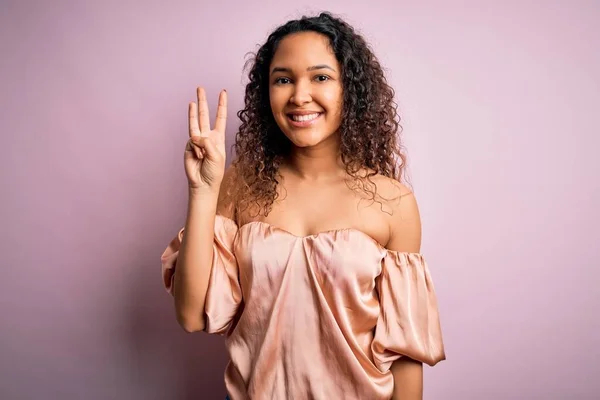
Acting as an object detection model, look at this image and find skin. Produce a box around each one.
[173,88,227,333]
[269,32,344,150]
[181,31,425,399]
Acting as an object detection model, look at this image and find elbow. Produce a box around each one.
[173,293,206,333]
[176,312,205,333]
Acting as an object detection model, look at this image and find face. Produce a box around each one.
[269,31,343,148]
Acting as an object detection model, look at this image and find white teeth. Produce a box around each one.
[290,113,320,122]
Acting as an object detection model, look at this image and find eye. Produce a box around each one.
[274,77,291,85]
[314,75,331,82]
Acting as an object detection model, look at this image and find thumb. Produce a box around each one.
[194,136,220,162]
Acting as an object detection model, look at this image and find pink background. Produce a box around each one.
[1,1,599,399]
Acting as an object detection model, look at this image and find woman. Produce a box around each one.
[162,12,445,400]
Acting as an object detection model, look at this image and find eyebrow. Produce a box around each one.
[271,64,336,74]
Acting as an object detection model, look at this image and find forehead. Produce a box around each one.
[270,31,338,68]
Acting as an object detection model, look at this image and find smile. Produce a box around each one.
[287,112,323,127]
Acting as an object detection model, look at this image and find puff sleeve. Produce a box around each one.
[160,215,242,335]
[371,252,446,371]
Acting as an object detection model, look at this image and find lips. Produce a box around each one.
[286,110,323,128]
[286,111,323,127]
[289,113,320,122]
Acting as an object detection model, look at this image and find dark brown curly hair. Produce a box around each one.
[231,12,407,219]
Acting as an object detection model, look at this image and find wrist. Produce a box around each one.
[188,185,220,198]
[186,187,219,217]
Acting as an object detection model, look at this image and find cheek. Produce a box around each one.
[269,87,291,112]
[322,87,343,114]
[269,88,283,112]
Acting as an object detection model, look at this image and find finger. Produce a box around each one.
[214,90,227,135]
[193,136,219,161]
[186,138,204,159]
[188,102,200,138]
[197,87,210,134]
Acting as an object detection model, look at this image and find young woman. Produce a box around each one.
[161,12,445,400]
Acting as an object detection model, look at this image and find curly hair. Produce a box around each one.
[232,12,407,219]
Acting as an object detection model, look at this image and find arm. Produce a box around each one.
[173,187,219,333]
[385,183,424,400]
[391,358,423,400]
[174,165,236,332]
[172,87,232,333]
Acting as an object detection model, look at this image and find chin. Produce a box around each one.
[283,129,328,148]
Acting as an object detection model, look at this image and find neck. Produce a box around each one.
[286,133,343,181]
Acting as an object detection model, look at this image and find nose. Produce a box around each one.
[289,80,312,106]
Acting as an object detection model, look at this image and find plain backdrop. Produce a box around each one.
[1,0,599,399]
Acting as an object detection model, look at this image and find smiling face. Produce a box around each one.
[269,31,343,148]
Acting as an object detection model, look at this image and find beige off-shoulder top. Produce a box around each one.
[161,215,445,400]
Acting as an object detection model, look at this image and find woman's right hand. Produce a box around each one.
[185,87,227,192]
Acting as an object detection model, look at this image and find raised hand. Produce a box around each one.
[185,87,227,192]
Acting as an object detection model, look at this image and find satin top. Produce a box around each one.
[161,215,445,400]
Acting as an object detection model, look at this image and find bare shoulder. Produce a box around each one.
[370,174,413,202]
[216,163,238,220]
[371,175,422,253]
